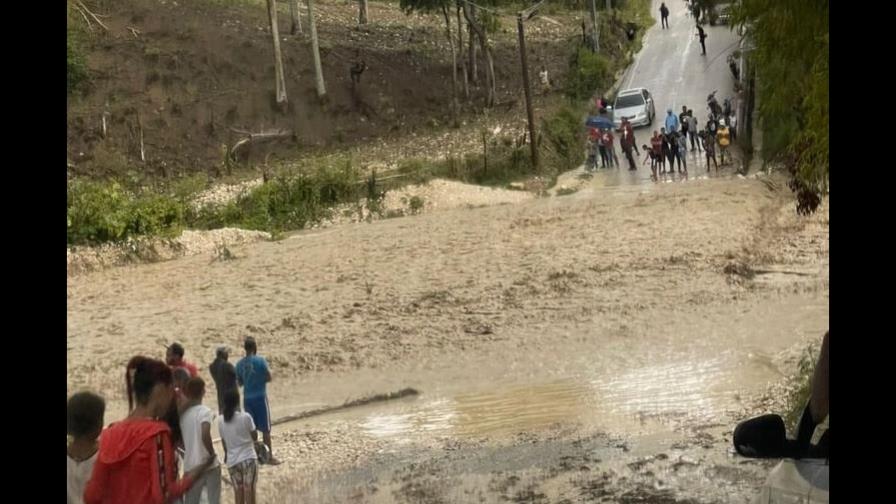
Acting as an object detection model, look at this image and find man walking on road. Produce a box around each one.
[665,108,680,134]
[235,336,281,465]
[660,3,670,29]
[660,127,673,173]
[697,25,708,55]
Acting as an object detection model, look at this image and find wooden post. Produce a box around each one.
[517,14,538,169]
[266,0,288,109]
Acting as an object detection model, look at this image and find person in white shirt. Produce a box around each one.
[180,378,222,504]
[218,389,259,504]
[67,391,105,504]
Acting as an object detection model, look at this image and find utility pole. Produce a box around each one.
[517,12,538,169]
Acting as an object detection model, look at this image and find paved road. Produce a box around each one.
[586,0,742,186]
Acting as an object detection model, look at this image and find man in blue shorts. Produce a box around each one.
[235,336,281,465]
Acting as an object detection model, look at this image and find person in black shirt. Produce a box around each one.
[209,346,238,414]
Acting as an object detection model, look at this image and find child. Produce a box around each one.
[219,389,259,504]
[68,391,106,504]
[701,131,719,172]
[180,378,221,504]
[676,132,689,174]
[642,144,657,180]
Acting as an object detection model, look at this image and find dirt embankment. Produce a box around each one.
[68,0,594,179]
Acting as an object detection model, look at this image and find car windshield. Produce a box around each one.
[615,94,645,109]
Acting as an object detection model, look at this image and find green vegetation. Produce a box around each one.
[68,163,372,246]
[731,0,828,214]
[784,342,818,431]
[566,48,613,101]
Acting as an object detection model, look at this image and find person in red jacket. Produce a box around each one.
[85,356,212,504]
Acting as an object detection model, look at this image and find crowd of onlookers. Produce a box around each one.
[588,104,735,179]
[68,337,279,504]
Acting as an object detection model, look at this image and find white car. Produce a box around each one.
[612,88,655,129]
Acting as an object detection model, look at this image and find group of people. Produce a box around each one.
[660,2,710,55]
[588,103,736,180]
[67,337,279,504]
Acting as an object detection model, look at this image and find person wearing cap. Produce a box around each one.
[235,337,280,465]
[167,342,199,378]
[209,346,238,415]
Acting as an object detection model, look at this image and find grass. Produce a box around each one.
[67,161,375,246]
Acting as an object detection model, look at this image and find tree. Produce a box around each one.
[307,0,326,98]
[731,0,828,214]
[461,1,496,107]
[266,0,288,109]
[359,0,369,25]
[400,0,460,124]
[288,0,302,35]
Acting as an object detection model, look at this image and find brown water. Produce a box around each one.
[278,293,826,445]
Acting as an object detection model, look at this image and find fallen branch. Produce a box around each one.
[74,5,93,30]
[272,388,419,426]
[73,0,109,31]
[127,26,141,38]
[228,129,295,160]
[210,388,420,443]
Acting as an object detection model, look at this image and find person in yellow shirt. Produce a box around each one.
[717,119,732,165]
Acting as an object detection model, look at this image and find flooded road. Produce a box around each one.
[67,3,827,502]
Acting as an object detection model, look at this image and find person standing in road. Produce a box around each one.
[209,346,238,415]
[665,108,680,133]
[587,127,599,171]
[706,114,718,141]
[700,131,719,171]
[676,132,689,174]
[679,106,690,138]
[660,3,670,29]
[697,25,708,55]
[597,129,609,168]
[651,131,664,174]
[717,119,732,165]
[235,337,281,466]
[619,117,639,171]
[687,110,700,152]
[669,131,681,173]
[602,129,620,169]
[662,127,675,171]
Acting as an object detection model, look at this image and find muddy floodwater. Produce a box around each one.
[68,172,828,503]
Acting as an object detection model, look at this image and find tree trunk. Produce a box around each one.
[289,0,302,35]
[307,0,326,98]
[358,0,368,25]
[441,5,459,127]
[589,0,598,53]
[456,3,469,100]
[266,0,288,109]
[462,2,494,107]
[467,6,478,85]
